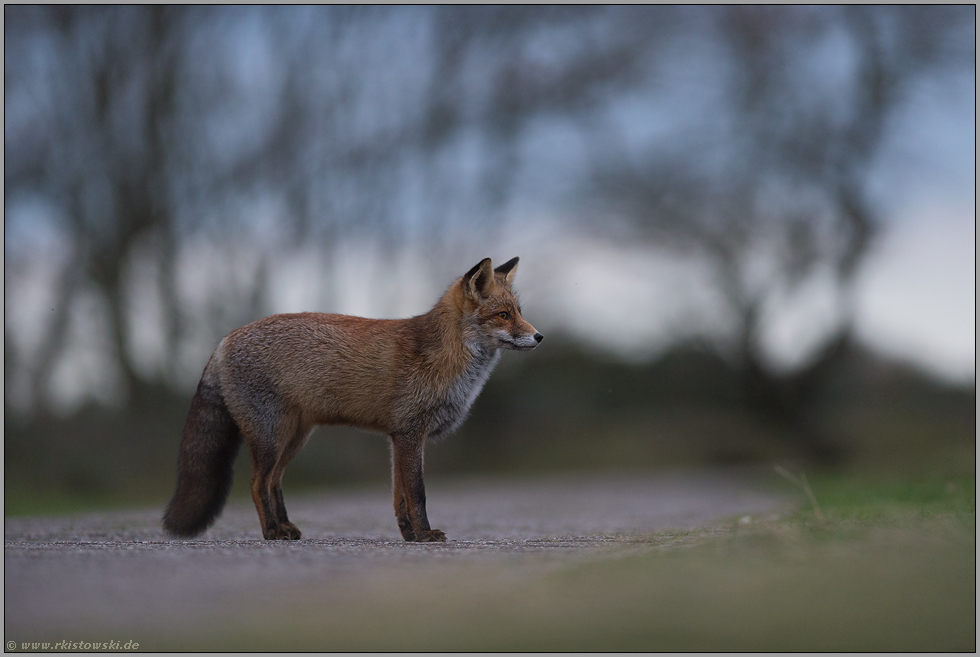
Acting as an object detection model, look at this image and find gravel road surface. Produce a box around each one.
[5,469,786,650]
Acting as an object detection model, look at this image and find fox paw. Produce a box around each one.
[414,529,447,543]
[264,523,302,540]
[398,519,416,542]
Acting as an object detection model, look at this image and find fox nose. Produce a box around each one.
[533,333,544,343]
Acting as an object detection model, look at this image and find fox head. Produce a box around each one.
[459,257,543,352]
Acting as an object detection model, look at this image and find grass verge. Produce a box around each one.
[156,470,975,652]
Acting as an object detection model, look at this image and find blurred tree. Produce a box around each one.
[5,5,656,413]
[5,6,185,407]
[585,6,973,459]
[4,4,972,439]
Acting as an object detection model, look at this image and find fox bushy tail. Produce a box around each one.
[162,363,242,538]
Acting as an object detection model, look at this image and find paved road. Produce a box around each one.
[5,469,786,650]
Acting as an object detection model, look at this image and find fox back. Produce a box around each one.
[163,256,542,542]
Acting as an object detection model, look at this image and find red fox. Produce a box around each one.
[163,257,542,542]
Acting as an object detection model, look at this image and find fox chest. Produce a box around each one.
[417,349,501,438]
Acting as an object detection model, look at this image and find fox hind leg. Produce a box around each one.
[268,425,311,540]
[248,443,284,540]
[245,415,307,540]
[393,490,416,542]
[271,487,301,540]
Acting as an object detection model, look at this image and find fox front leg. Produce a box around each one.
[389,433,446,542]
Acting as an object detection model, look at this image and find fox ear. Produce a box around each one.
[463,258,495,299]
[494,256,519,285]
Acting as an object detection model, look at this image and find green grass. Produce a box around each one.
[3,480,177,518]
[5,486,148,518]
[801,472,976,520]
[527,521,972,651]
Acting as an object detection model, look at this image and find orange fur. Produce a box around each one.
[163,257,541,542]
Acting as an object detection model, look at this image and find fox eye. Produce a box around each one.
[497,311,510,320]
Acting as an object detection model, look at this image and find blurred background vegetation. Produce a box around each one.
[4,6,975,515]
